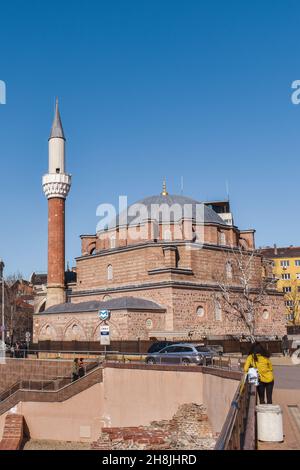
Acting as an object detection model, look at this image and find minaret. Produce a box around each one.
[42,99,71,308]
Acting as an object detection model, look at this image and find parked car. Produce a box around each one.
[147,341,178,354]
[145,343,213,365]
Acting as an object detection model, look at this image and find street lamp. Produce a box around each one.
[0,259,5,345]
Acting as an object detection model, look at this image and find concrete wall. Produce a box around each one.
[203,371,239,432]
[0,365,240,442]
[101,367,204,427]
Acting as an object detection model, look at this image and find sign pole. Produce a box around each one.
[98,310,111,361]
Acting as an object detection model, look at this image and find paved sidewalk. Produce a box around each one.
[258,365,300,450]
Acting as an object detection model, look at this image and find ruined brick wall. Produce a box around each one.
[91,403,216,451]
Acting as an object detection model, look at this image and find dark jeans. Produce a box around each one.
[257,381,274,404]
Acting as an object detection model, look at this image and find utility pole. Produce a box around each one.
[0,259,5,345]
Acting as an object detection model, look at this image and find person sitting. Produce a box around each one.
[72,358,80,382]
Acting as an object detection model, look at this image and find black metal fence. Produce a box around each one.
[30,339,283,355]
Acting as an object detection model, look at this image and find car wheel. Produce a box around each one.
[182,358,190,366]
[146,358,156,365]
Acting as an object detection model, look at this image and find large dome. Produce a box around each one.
[117,194,226,225]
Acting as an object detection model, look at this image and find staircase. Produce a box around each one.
[0,363,103,416]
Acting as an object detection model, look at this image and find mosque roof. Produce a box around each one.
[43,296,165,314]
[116,193,226,226]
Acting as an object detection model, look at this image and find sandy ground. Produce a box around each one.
[22,439,91,450]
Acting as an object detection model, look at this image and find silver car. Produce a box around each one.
[145,343,213,366]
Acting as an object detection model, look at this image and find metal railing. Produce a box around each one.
[0,361,100,405]
[214,375,256,450]
[4,349,244,370]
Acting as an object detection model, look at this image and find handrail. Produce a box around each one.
[214,374,256,450]
[0,361,100,404]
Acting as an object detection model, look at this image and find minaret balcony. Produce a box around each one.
[42,173,71,199]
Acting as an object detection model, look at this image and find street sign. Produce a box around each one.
[100,325,110,345]
[98,309,110,321]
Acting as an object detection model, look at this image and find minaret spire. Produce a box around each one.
[161,177,168,196]
[49,97,65,140]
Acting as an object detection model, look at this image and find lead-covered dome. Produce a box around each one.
[117,194,226,225]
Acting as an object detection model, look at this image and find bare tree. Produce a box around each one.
[213,246,277,342]
[0,273,33,343]
[284,280,300,325]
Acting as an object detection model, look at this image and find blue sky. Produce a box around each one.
[0,0,300,278]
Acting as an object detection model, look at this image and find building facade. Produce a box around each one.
[33,104,286,343]
[261,245,300,324]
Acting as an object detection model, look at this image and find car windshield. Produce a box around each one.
[195,346,211,352]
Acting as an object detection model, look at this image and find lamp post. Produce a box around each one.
[0,259,5,345]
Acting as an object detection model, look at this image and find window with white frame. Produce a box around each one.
[297,273,300,280]
[107,264,113,280]
[280,260,290,267]
[285,300,294,307]
[283,286,292,293]
[295,260,300,267]
[281,273,291,280]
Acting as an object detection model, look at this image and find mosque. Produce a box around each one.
[32,102,286,343]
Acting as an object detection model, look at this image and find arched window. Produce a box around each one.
[103,294,112,301]
[72,324,79,336]
[107,264,113,281]
[219,231,226,246]
[163,229,172,241]
[196,306,204,317]
[226,261,233,279]
[110,236,116,249]
[215,299,222,321]
[262,309,269,320]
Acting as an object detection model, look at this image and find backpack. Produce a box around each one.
[247,355,260,386]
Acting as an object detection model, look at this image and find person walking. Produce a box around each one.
[78,358,85,378]
[72,358,80,382]
[244,342,275,404]
[281,335,290,357]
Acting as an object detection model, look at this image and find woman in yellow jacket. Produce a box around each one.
[244,343,274,404]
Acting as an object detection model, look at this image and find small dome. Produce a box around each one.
[117,194,226,225]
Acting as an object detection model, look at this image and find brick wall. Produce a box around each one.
[0,359,73,394]
[91,403,216,450]
[0,414,24,450]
